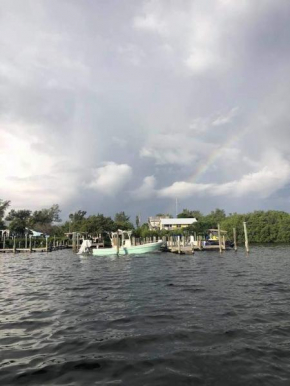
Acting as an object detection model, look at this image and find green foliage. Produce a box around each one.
[156,213,173,218]
[82,214,115,234]
[31,204,61,225]
[69,210,87,222]
[205,208,226,226]
[114,211,134,230]
[29,204,61,234]
[5,205,62,236]
[6,209,32,236]
[220,210,290,243]
[177,209,203,220]
[4,200,290,244]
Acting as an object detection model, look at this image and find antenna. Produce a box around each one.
[176,198,178,218]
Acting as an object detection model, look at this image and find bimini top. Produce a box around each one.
[160,218,197,225]
[208,229,227,234]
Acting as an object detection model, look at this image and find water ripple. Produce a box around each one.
[1,246,290,385]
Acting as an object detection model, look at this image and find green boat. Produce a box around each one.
[78,230,164,256]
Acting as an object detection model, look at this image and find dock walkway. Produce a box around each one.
[0,246,68,254]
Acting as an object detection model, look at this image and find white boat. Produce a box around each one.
[78,230,164,256]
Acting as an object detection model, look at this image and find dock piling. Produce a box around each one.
[218,224,222,253]
[243,222,249,253]
[233,228,237,251]
[116,230,119,256]
[29,236,32,252]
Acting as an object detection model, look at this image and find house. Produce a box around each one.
[148,215,171,230]
[159,218,197,230]
[0,229,10,238]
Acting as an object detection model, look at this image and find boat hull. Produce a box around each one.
[92,241,163,256]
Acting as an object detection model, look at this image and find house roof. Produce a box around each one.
[160,218,197,225]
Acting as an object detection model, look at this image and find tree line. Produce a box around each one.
[1,199,290,243]
[178,208,290,243]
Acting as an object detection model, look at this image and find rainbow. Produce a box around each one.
[163,127,247,214]
[187,128,246,183]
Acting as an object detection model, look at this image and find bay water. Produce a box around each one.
[1,246,290,385]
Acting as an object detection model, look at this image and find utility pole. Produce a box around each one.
[176,198,178,217]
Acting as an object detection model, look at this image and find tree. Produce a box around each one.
[69,210,87,222]
[6,209,32,236]
[81,214,115,234]
[114,211,134,230]
[204,208,226,227]
[135,215,140,228]
[177,209,203,220]
[30,204,62,234]
[0,199,10,228]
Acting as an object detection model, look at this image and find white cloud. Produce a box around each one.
[212,107,239,126]
[132,1,232,74]
[0,124,80,209]
[185,48,221,74]
[140,133,216,166]
[112,136,127,148]
[86,162,132,196]
[131,175,156,200]
[158,181,212,199]
[117,44,146,66]
[157,153,290,199]
[133,13,168,36]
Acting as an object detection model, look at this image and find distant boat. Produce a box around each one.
[205,229,234,248]
[78,230,164,256]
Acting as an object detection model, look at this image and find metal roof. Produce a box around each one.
[160,218,197,225]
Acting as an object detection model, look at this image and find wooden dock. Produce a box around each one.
[193,245,232,251]
[0,246,68,254]
[166,246,194,255]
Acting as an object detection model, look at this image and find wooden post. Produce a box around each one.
[13,236,16,254]
[46,237,48,252]
[197,237,200,250]
[72,232,76,252]
[177,235,181,254]
[29,236,32,252]
[222,235,226,250]
[3,234,5,249]
[116,230,119,256]
[218,224,222,253]
[243,222,249,253]
[54,235,56,248]
[76,233,79,252]
[233,228,237,251]
[25,234,28,249]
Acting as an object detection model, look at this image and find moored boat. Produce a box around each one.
[78,230,164,256]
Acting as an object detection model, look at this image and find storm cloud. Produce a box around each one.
[1,0,290,219]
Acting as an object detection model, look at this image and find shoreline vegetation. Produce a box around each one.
[1,200,290,245]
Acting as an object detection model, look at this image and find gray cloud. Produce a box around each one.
[1,0,290,220]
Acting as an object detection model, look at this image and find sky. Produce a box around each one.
[1,0,290,222]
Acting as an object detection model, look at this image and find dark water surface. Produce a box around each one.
[1,246,290,385]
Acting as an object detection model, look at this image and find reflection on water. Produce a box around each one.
[1,246,290,385]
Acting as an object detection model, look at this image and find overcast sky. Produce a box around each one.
[1,0,290,222]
